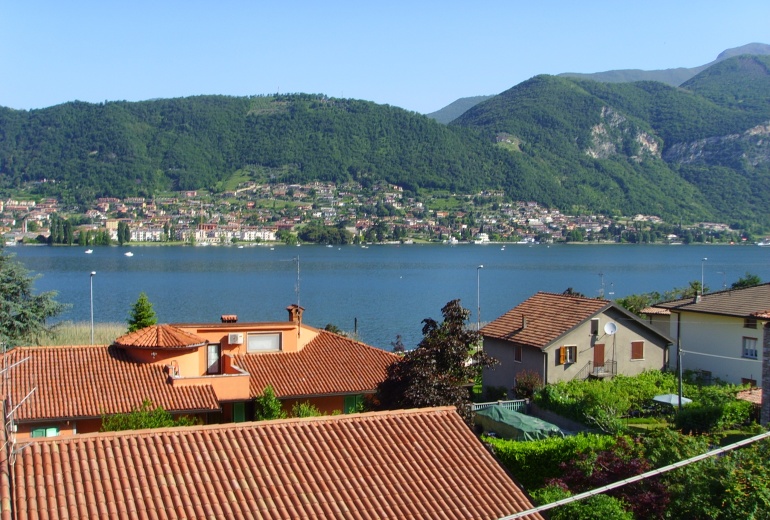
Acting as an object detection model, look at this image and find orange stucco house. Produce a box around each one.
[3,305,398,439]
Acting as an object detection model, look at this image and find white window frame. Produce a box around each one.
[742,337,758,359]
[247,332,282,353]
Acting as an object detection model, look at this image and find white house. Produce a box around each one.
[650,283,770,385]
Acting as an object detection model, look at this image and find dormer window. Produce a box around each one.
[247,332,281,353]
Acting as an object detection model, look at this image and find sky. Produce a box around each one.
[2,1,769,114]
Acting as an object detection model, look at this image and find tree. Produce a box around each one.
[374,299,497,425]
[127,292,157,332]
[0,251,68,347]
[254,385,286,421]
[731,272,762,289]
[117,221,131,245]
[100,399,200,431]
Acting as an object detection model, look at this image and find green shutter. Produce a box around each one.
[343,395,363,414]
[233,402,246,423]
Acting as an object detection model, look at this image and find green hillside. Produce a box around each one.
[1,55,770,226]
[451,59,770,225]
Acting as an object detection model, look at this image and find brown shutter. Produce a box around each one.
[631,341,644,360]
[559,346,566,365]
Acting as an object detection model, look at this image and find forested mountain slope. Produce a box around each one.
[1,55,769,225]
[452,55,770,225]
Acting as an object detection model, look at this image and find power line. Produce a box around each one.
[499,430,770,520]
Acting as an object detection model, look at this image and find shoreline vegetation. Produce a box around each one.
[38,321,127,346]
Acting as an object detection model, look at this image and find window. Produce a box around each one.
[590,319,599,335]
[744,317,757,329]
[514,345,522,363]
[247,332,281,353]
[558,346,577,365]
[207,343,221,374]
[31,426,59,438]
[631,341,644,360]
[742,337,758,359]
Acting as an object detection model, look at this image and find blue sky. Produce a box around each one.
[2,1,769,114]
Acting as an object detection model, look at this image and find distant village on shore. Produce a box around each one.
[0,180,751,246]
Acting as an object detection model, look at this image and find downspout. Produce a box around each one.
[543,351,548,385]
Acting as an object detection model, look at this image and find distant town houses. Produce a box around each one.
[0,181,749,246]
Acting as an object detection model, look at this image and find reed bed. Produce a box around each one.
[38,321,128,346]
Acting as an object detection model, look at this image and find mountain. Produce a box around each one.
[427,43,770,123]
[558,43,770,85]
[451,54,770,225]
[0,94,517,201]
[1,55,770,226]
[425,96,494,124]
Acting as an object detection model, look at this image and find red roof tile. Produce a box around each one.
[115,324,208,350]
[236,330,399,398]
[481,291,610,349]
[3,345,220,422]
[12,408,544,520]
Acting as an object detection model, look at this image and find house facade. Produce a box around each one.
[481,292,671,397]
[3,304,398,439]
[650,283,770,385]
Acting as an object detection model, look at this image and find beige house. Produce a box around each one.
[650,283,770,385]
[481,292,671,397]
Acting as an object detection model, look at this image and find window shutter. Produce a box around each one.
[559,346,566,365]
[631,341,644,360]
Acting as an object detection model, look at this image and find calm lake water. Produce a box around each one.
[11,243,770,350]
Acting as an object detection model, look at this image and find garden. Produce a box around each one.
[483,370,769,519]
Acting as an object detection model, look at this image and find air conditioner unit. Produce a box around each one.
[228,333,243,344]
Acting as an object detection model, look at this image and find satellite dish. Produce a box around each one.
[604,322,617,335]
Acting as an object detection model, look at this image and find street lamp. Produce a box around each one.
[701,258,707,298]
[90,271,96,344]
[476,265,483,331]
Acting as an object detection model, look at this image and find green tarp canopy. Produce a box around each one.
[475,405,565,441]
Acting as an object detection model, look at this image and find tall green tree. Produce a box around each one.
[127,292,157,332]
[0,251,68,347]
[374,299,497,425]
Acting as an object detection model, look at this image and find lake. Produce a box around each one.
[10,243,770,350]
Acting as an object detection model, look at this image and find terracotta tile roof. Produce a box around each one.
[236,330,399,398]
[481,291,610,349]
[3,345,220,422]
[640,306,671,316]
[653,283,770,318]
[737,387,762,405]
[11,408,544,520]
[115,324,208,350]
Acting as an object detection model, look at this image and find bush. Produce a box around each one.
[254,385,286,421]
[513,369,543,399]
[674,400,753,434]
[531,485,633,520]
[485,433,618,489]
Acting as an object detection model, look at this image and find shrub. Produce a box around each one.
[531,485,633,520]
[291,401,323,418]
[254,385,286,421]
[485,433,617,489]
[513,369,543,399]
[484,385,509,401]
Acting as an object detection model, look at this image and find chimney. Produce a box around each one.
[286,304,304,324]
[221,314,237,323]
[521,315,527,330]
